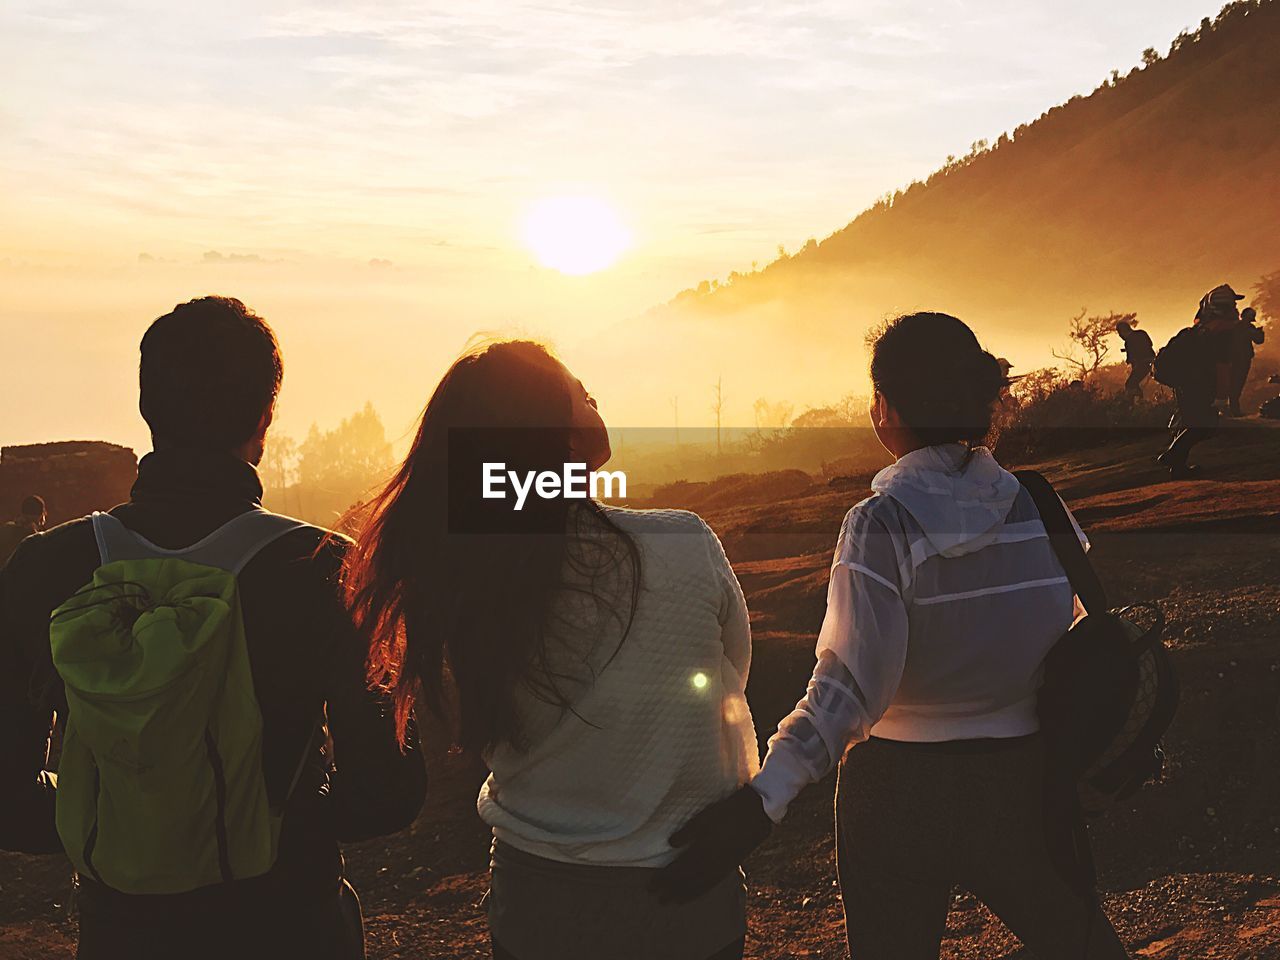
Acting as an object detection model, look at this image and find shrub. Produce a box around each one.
[994,371,1176,463]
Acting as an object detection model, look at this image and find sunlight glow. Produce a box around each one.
[521,195,631,275]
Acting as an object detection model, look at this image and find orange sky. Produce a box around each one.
[1,1,1223,452]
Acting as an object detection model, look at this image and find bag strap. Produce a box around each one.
[1014,471,1108,616]
[91,509,310,575]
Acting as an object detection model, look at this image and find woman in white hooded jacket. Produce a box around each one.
[658,313,1128,959]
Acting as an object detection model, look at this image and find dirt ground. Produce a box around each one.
[2,419,1278,958]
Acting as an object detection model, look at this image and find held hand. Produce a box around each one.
[650,785,773,905]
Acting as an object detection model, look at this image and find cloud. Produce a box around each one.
[201,250,291,265]
[254,2,914,115]
[2,0,1221,274]
[11,6,104,34]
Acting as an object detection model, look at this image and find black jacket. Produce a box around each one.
[0,449,425,920]
[1120,328,1155,363]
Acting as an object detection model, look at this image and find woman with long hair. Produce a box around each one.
[343,340,760,960]
[660,313,1129,958]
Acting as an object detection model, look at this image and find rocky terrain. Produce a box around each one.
[2,418,1277,959]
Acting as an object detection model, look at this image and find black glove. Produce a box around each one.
[650,785,773,905]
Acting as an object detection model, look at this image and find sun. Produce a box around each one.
[522,195,631,276]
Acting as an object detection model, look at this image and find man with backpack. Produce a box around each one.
[0,296,427,960]
[1153,322,1219,480]
[1151,284,1246,479]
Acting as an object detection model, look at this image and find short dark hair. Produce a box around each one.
[140,297,283,449]
[20,495,45,518]
[869,312,1006,448]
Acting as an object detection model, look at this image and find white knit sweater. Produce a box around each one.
[476,506,759,867]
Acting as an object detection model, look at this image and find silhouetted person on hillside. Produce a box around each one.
[20,494,46,531]
[1227,307,1266,416]
[1116,321,1155,399]
[0,296,426,960]
[0,495,47,564]
[1194,283,1244,407]
[1155,322,1219,479]
[659,313,1128,960]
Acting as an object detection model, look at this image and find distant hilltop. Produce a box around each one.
[678,0,1280,319]
[0,441,137,525]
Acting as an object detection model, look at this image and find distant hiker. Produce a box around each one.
[20,494,46,531]
[992,359,1024,403]
[0,494,46,565]
[1227,306,1266,416]
[1116,320,1155,399]
[1194,283,1244,406]
[658,313,1128,959]
[1194,283,1244,331]
[1153,322,1218,479]
[344,340,759,960]
[0,297,426,960]
[995,357,1024,391]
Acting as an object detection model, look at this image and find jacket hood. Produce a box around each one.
[871,444,1021,558]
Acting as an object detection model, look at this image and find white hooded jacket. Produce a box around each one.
[751,443,1088,822]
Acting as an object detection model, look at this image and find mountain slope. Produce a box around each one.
[708,0,1280,313]
[581,1,1280,425]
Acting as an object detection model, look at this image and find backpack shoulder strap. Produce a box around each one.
[1013,471,1108,616]
[186,510,313,574]
[91,509,313,575]
[91,512,152,565]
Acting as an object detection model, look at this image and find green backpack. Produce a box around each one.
[50,509,310,895]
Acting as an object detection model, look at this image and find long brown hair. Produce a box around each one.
[343,340,640,754]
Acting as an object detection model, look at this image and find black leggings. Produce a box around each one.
[835,736,1128,960]
[492,937,745,960]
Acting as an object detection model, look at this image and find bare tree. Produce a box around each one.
[670,395,680,449]
[1052,309,1133,381]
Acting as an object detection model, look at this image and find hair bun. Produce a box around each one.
[963,350,1006,400]
[869,313,1005,448]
